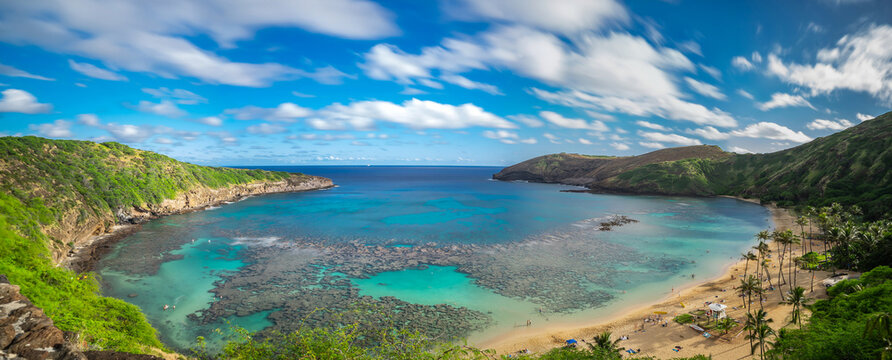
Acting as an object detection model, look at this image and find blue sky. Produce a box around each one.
[0,0,889,166]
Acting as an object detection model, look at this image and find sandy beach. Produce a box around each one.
[481,199,833,359]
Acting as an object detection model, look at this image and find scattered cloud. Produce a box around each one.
[766,25,892,104]
[756,92,815,111]
[143,87,206,104]
[482,129,535,144]
[225,103,312,122]
[442,0,629,34]
[578,138,593,145]
[730,122,812,143]
[0,89,52,113]
[686,126,730,140]
[638,141,665,149]
[29,119,72,137]
[732,56,755,71]
[308,98,515,130]
[68,60,127,81]
[135,100,187,118]
[610,142,629,150]
[0,62,54,81]
[699,64,721,81]
[684,77,726,100]
[635,120,668,131]
[507,114,544,128]
[807,118,853,130]
[856,113,874,121]
[637,130,702,146]
[729,146,754,154]
[198,116,223,126]
[540,111,608,131]
[440,74,502,95]
[737,89,755,99]
[246,123,288,134]
[292,91,316,98]
[0,0,394,87]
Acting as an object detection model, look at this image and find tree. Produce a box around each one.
[866,313,892,360]
[785,286,809,328]
[744,309,775,359]
[742,251,757,282]
[588,331,624,355]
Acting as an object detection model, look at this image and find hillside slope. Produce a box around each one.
[0,136,332,354]
[496,111,892,219]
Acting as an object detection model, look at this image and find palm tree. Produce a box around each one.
[796,215,809,253]
[761,258,774,306]
[742,251,757,281]
[744,309,775,359]
[789,232,801,289]
[866,313,892,360]
[772,230,789,292]
[589,331,624,355]
[737,275,761,312]
[784,286,809,328]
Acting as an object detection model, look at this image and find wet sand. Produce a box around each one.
[481,200,832,359]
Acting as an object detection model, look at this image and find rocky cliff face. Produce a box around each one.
[0,275,85,359]
[51,174,333,266]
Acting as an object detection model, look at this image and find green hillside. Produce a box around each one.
[0,136,322,354]
[497,111,892,219]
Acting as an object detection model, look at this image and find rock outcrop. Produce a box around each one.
[0,275,84,359]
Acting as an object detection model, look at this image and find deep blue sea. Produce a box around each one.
[96,166,771,350]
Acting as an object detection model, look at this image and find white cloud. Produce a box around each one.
[639,141,665,149]
[737,89,755,99]
[198,116,223,126]
[142,87,205,104]
[0,89,52,113]
[610,142,629,151]
[225,103,312,122]
[482,129,535,144]
[638,131,702,146]
[756,92,815,111]
[507,114,544,128]
[77,114,100,126]
[443,0,628,34]
[806,118,853,130]
[699,64,721,80]
[729,146,754,154]
[440,74,502,95]
[531,88,737,127]
[363,26,736,128]
[732,56,755,71]
[309,98,515,130]
[68,59,127,81]
[0,62,54,81]
[540,111,608,131]
[751,51,763,63]
[684,77,726,100]
[543,133,561,144]
[856,113,874,121]
[154,137,174,144]
[0,0,392,87]
[578,138,593,145]
[292,91,315,98]
[765,25,892,104]
[135,100,186,118]
[29,120,72,137]
[686,126,730,140]
[246,123,288,134]
[730,122,812,143]
[635,120,668,131]
[678,41,702,56]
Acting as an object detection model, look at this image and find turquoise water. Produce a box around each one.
[96,166,771,351]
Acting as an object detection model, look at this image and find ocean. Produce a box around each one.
[95,166,771,351]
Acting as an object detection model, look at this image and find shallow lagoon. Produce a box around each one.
[96,166,771,351]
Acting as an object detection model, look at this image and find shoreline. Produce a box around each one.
[63,183,334,273]
[478,198,820,358]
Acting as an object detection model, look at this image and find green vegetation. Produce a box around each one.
[0,136,306,354]
[500,111,892,220]
[768,266,892,360]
